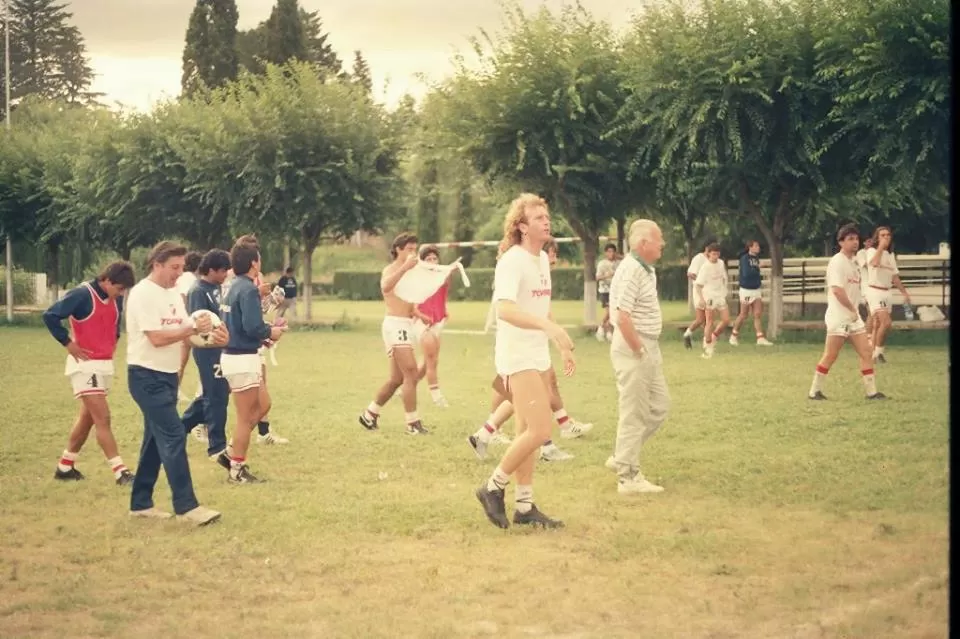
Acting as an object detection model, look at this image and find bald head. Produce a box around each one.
[629,219,664,264]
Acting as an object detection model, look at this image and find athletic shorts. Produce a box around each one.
[66,358,114,399]
[382,316,416,356]
[864,287,892,314]
[413,318,446,342]
[825,310,866,337]
[220,353,262,392]
[599,292,610,308]
[738,288,761,304]
[704,296,728,311]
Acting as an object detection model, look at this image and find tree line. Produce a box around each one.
[0,0,950,333]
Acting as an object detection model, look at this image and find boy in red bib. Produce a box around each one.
[43,262,136,485]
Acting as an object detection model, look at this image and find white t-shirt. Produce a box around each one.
[493,245,552,376]
[825,252,862,314]
[596,258,619,293]
[175,271,197,297]
[695,260,728,299]
[687,253,707,278]
[865,248,899,289]
[126,278,190,373]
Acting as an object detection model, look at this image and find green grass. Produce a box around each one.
[0,313,949,638]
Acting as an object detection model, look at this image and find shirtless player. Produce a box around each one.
[358,232,430,434]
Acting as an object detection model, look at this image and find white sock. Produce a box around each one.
[554,409,570,429]
[106,456,127,479]
[861,368,878,396]
[405,411,420,425]
[57,450,78,473]
[429,385,443,401]
[477,418,496,444]
[515,484,533,514]
[810,366,828,396]
[486,466,510,492]
[364,402,381,421]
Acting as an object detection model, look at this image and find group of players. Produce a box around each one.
[39,195,909,526]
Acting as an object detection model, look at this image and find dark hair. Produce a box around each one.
[604,242,617,252]
[146,241,187,268]
[543,238,558,254]
[705,242,721,253]
[98,261,135,288]
[837,223,860,243]
[184,251,203,273]
[390,232,418,259]
[702,238,717,251]
[419,244,440,261]
[285,266,294,274]
[870,226,892,250]
[745,239,759,250]
[199,249,231,275]
[231,234,261,276]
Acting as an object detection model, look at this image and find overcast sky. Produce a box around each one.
[71,0,639,111]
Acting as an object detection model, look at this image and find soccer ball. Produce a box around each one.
[188,309,223,348]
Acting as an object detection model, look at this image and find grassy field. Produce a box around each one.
[0,306,949,639]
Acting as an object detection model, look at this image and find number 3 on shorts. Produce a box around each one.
[397,329,408,342]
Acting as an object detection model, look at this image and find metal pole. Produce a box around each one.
[4,0,12,322]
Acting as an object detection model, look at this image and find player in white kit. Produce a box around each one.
[865,226,911,363]
[475,194,575,530]
[682,240,714,349]
[694,243,730,358]
[808,224,887,401]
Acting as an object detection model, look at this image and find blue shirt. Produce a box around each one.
[739,253,762,290]
[222,274,270,354]
[42,280,123,346]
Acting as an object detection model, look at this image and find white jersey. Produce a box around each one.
[825,252,862,313]
[126,278,190,374]
[687,253,707,278]
[175,271,197,297]
[865,248,899,289]
[596,258,619,294]
[695,260,728,300]
[493,245,552,376]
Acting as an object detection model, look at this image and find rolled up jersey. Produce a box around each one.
[394,258,471,304]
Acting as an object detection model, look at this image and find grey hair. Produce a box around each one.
[629,219,660,248]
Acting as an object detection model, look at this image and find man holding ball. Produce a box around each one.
[126,241,223,525]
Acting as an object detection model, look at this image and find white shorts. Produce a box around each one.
[825,310,867,337]
[65,358,114,398]
[382,316,416,356]
[704,296,728,311]
[220,353,262,392]
[413,318,446,342]
[694,298,706,311]
[865,287,892,313]
[738,288,762,304]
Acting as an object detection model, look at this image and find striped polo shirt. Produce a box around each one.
[609,253,662,339]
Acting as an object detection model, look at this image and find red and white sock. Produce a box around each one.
[477,417,497,443]
[57,450,78,473]
[810,365,829,396]
[363,402,381,422]
[861,368,878,396]
[107,456,128,479]
[230,455,246,470]
[554,409,570,429]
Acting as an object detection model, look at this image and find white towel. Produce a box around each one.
[394,258,471,304]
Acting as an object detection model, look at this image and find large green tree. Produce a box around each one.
[237,6,341,80]
[181,0,240,96]
[262,0,308,66]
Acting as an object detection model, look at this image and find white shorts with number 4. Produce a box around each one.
[825,310,866,337]
[66,357,114,398]
[739,288,762,304]
[220,353,262,392]
[864,288,892,314]
[382,316,416,356]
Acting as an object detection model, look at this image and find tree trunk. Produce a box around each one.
[301,232,317,321]
[581,232,599,328]
[283,237,291,270]
[616,217,626,255]
[119,245,132,262]
[454,182,476,267]
[45,241,61,304]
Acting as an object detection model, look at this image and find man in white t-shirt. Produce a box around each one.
[694,243,730,358]
[595,243,621,342]
[475,193,575,531]
[126,241,226,525]
[808,225,886,401]
[865,226,911,363]
[682,240,714,349]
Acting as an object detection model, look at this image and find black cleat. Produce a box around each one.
[54,467,84,481]
[228,464,265,484]
[475,485,509,529]
[215,451,231,471]
[866,392,889,400]
[875,353,887,364]
[358,413,379,431]
[116,470,135,486]
[405,421,430,435]
[513,504,565,529]
[808,391,828,400]
[683,333,693,349]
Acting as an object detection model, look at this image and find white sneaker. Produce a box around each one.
[129,507,172,519]
[618,477,664,494]
[177,506,222,526]
[257,432,289,445]
[604,455,617,471]
[193,426,208,442]
[559,421,594,439]
[595,327,605,342]
[729,334,739,346]
[540,444,574,461]
[490,431,512,446]
[702,345,714,359]
[757,337,774,346]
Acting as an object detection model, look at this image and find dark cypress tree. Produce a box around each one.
[351,50,373,94]
[263,0,308,65]
[181,0,239,96]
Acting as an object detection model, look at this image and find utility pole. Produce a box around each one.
[3,0,12,322]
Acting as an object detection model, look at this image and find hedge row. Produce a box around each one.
[331,265,692,302]
[0,269,37,306]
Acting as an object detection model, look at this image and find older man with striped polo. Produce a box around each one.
[605,219,670,494]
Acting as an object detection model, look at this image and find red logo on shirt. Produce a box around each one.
[161,317,184,326]
[531,288,552,298]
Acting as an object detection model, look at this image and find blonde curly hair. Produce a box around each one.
[497,193,549,259]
